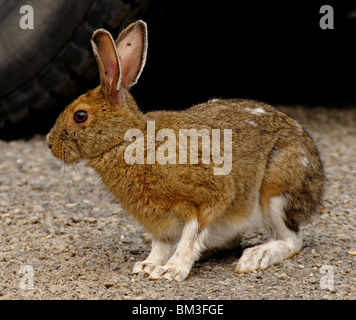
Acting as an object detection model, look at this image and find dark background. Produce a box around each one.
[135,0,356,110]
[1,0,356,139]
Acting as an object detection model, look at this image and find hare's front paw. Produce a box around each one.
[132,261,158,275]
[148,265,190,282]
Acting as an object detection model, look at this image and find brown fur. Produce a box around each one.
[47,21,324,258]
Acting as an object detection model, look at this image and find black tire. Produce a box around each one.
[0,0,150,138]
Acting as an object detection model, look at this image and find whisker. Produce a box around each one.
[71,161,86,185]
[63,163,73,185]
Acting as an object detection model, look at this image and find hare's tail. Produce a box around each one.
[260,133,324,233]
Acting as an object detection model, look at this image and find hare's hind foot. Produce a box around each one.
[235,235,302,273]
[235,195,302,273]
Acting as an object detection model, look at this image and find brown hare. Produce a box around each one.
[47,20,324,281]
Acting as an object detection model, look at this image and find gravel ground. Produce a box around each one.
[0,105,355,300]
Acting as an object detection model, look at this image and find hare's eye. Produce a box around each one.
[74,110,88,124]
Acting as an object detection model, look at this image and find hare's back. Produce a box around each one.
[146,98,304,140]
[186,99,301,134]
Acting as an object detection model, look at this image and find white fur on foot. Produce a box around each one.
[235,239,300,273]
[132,261,158,275]
[147,219,203,282]
[148,265,190,282]
[132,237,174,276]
[235,195,302,273]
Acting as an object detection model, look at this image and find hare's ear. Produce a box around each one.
[91,29,122,103]
[116,20,147,89]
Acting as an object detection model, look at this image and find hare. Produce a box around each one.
[47,20,324,281]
